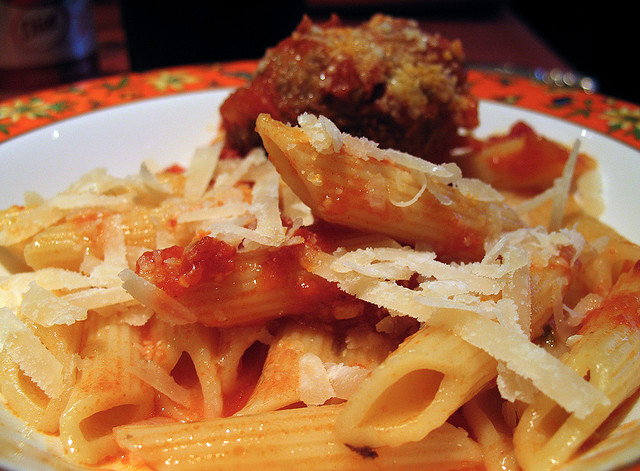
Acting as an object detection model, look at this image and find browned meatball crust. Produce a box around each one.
[220,14,479,161]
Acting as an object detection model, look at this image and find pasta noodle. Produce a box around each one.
[58,313,154,464]
[1,81,640,471]
[462,388,520,471]
[237,320,339,414]
[513,263,640,471]
[335,325,497,447]
[113,404,486,471]
[256,113,524,262]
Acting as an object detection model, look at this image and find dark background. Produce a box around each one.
[0,0,628,102]
[116,0,633,103]
[507,1,634,104]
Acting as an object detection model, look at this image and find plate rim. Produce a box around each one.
[2,62,640,150]
[2,65,640,471]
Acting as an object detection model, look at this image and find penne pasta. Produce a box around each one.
[462,387,521,471]
[256,113,524,262]
[335,325,497,447]
[135,318,223,421]
[215,323,273,401]
[1,34,640,471]
[238,319,391,415]
[130,234,365,327]
[0,321,82,434]
[559,418,640,471]
[59,313,154,464]
[453,121,596,193]
[513,262,640,471]
[22,201,204,272]
[237,320,339,414]
[114,404,486,471]
[563,212,640,297]
[529,247,575,339]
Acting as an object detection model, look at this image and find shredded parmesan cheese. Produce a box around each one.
[299,352,335,406]
[298,113,344,153]
[496,362,538,404]
[128,358,192,407]
[183,142,223,201]
[248,160,287,245]
[119,269,197,325]
[49,193,133,210]
[88,214,129,287]
[1,268,95,310]
[325,363,370,399]
[549,136,582,231]
[61,287,134,311]
[298,353,369,406]
[427,308,610,418]
[20,282,88,326]
[0,307,65,398]
[177,202,250,224]
[207,147,264,197]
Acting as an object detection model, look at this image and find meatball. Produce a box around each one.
[220,14,479,162]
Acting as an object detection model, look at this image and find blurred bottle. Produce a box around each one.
[0,0,98,93]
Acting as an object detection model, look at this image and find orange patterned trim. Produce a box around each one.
[1,61,640,152]
[468,69,640,150]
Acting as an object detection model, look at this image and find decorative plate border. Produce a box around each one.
[1,61,640,150]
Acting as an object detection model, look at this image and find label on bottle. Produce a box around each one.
[0,0,97,69]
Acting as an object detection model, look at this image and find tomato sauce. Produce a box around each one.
[136,236,236,297]
[581,261,640,330]
[135,228,366,326]
[219,14,477,162]
[461,121,596,193]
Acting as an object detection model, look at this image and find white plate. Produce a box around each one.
[1,90,639,244]
[1,90,640,471]
[475,101,640,245]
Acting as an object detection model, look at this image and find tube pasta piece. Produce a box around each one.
[0,202,65,249]
[513,262,640,471]
[256,113,524,262]
[23,219,100,272]
[238,321,339,415]
[216,324,273,398]
[563,212,640,297]
[169,324,223,420]
[335,325,498,448]
[238,321,389,415]
[0,309,66,399]
[558,418,640,471]
[529,247,575,339]
[454,121,597,193]
[462,387,521,471]
[22,202,201,272]
[0,321,82,434]
[59,313,154,465]
[428,307,610,420]
[136,319,223,421]
[114,404,485,471]
[132,235,362,327]
[0,357,76,434]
